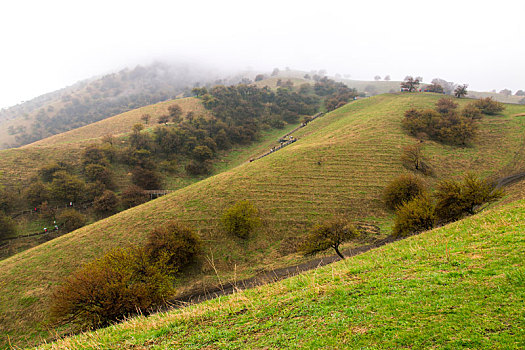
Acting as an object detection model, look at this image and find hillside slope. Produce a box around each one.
[1,93,524,347]
[0,97,209,188]
[44,198,525,349]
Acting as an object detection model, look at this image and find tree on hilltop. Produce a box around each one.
[401,76,421,92]
[454,84,468,98]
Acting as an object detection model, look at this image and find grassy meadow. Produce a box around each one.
[1,93,524,347]
[42,198,525,349]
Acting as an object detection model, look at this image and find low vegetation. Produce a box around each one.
[221,200,261,239]
[43,199,525,349]
[383,173,427,211]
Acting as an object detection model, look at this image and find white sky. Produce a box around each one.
[0,0,524,108]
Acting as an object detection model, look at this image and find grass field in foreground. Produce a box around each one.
[43,199,525,349]
[1,93,525,348]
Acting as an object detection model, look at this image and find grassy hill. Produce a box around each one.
[43,198,525,349]
[1,93,524,348]
[0,97,209,188]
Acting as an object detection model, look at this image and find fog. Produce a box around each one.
[1,0,524,108]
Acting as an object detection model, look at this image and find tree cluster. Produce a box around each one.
[402,97,479,146]
[314,77,358,111]
[391,174,503,237]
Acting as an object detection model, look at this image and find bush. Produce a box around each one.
[131,167,161,190]
[93,190,119,215]
[24,181,50,207]
[221,200,261,239]
[436,98,458,114]
[434,173,503,223]
[145,221,202,272]
[0,213,17,239]
[57,209,87,232]
[49,248,173,329]
[300,218,358,259]
[392,195,435,237]
[383,174,427,211]
[461,103,483,120]
[473,97,504,115]
[121,185,149,209]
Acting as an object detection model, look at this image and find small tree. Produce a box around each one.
[515,90,525,96]
[300,218,359,259]
[145,221,202,272]
[271,68,280,76]
[221,200,261,239]
[168,104,183,123]
[454,84,468,98]
[131,167,161,190]
[57,209,87,232]
[384,75,391,81]
[255,74,265,82]
[93,190,119,215]
[401,76,421,92]
[392,195,435,237]
[374,75,381,81]
[400,143,432,175]
[140,114,151,124]
[434,173,503,223]
[499,89,512,96]
[383,173,427,211]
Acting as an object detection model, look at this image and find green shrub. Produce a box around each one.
[49,247,173,329]
[300,218,358,259]
[84,164,116,190]
[383,174,427,211]
[145,221,202,272]
[461,103,483,120]
[434,173,503,223]
[221,200,261,239]
[185,160,212,176]
[435,97,458,114]
[0,213,17,239]
[392,195,435,237]
[56,209,87,232]
[473,97,504,115]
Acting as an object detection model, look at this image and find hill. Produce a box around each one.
[0,97,210,189]
[43,198,525,349]
[0,62,224,149]
[1,93,524,347]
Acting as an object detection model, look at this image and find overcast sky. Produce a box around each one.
[0,0,524,108]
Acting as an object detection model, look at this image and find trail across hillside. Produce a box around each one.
[250,112,324,162]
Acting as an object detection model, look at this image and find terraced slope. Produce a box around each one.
[44,198,525,349]
[1,93,524,347]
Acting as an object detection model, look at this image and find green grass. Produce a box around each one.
[1,93,525,348]
[42,198,525,349]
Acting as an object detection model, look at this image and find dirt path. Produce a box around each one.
[169,235,397,307]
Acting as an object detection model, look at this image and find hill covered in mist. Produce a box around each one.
[0,62,240,149]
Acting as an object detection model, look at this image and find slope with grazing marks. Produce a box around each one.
[1,93,525,348]
[44,198,525,349]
